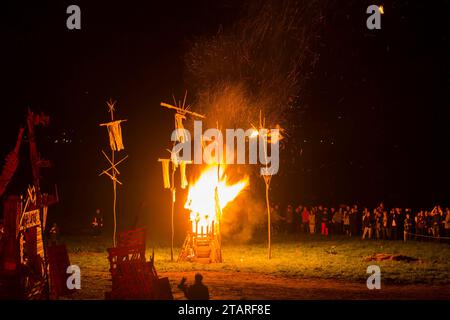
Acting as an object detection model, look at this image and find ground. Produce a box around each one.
[63,235,450,300]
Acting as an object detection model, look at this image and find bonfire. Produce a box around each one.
[179,165,248,263]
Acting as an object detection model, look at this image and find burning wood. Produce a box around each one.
[179,166,248,263]
[185,166,248,236]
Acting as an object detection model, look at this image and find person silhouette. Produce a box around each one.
[178,273,210,300]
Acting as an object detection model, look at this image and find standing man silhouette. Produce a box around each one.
[178,273,210,300]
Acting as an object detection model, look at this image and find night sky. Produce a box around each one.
[1,0,449,241]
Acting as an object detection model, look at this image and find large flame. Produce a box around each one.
[184,166,248,235]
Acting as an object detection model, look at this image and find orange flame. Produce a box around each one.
[185,166,248,235]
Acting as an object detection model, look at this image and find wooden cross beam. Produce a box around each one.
[106,99,117,120]
[99,119,128,127]
[99,152,128,185]
[100,151,128,175]
[101,170,123,185]
[158,159,192,164]
[160,102,205,119]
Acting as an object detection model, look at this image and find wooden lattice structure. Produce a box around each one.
[178,231,222,264]
[179,178,223,264]
[105,228,173,300]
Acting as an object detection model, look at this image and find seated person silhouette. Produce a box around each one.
[178,273,210,300]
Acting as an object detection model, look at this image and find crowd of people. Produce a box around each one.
[268,203,450,242]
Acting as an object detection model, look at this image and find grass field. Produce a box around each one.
[64,234,450,299]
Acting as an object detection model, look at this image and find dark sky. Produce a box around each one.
[1,0,449,241]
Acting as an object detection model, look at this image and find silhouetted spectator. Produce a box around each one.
[353,205,360,236]
[271,205,282,235]
[178,273,210,300]
[320,207,329,236]
[49,223,60,245]
[332,208,342,235]
[403,213,413,242]
[343,210,350,236]
[286,204,294,234]
[431,206,442,239]
[397,208,405,238]
[382,211,389,240]
[309,209,316,234]
[375,210,383,240]
[91,209,103,235]
[444,208,450,238]
[415,211,425,240]
[295,205,303,233]
[361,209,372,240]
[301,207,310,234]
[390,209,399,240]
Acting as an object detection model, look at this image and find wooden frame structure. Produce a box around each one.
[105,227,173,300]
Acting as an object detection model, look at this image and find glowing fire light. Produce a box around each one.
[378,5,384,14]
[249,126,283,144]
[184,166,248,236]
[250,129,259,138]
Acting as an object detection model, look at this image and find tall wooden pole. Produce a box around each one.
[170,162,176,262]
[258,112,272,259]
[100,100,127,248]
[265,178,271,259]
[112,156,117,247]
[215,122,223,262]
[109,101,117,247]
[262,134,272,259]
[215,162,222,262]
